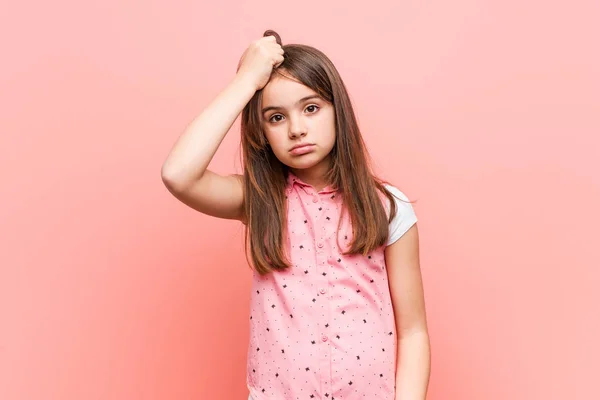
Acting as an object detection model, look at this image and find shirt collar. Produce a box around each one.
[286,170,338,195]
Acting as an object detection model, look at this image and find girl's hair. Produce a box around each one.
[240,30,407,275]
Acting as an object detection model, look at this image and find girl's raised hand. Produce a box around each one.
[236,32,285,91]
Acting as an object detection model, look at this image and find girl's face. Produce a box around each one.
[260,73,336,178]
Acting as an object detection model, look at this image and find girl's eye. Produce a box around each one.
[268,105,320,123]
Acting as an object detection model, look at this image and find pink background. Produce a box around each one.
[1,1,599,399]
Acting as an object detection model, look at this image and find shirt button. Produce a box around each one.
[312,196,319,203]
[321,335,328,342]
[319,288,326,294]
[317,242,324,248]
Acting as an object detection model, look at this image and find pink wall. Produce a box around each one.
[1,1,598,399]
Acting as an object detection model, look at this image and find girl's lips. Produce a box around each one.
[290,144,315,155]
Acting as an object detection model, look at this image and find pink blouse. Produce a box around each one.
[246,171,417,400]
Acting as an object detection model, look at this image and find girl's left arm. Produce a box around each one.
[384,223,431,400]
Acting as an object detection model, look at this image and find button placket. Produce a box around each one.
[300,189,333,397]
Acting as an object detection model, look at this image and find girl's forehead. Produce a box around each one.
[263,75,315,100]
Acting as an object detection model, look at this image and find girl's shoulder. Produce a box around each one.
[382,183,412,203]
[381,183,418,246]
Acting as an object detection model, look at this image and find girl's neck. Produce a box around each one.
[288,156,332,192]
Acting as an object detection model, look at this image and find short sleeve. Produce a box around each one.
[384,184,418,246]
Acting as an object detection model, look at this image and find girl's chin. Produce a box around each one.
[285,155,322,168]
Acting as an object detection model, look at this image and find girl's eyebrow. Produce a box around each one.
[261,95,321,115]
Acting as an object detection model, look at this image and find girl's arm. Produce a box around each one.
[160,35,284,222]
[384,224,431,400]
[161,74,256,222]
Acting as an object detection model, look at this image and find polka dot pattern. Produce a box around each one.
[246,171,411,400]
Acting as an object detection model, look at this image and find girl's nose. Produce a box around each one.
[289,118,307,138]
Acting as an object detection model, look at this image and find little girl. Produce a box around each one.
[161,30,430,400]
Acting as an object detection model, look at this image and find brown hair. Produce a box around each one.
[240,30,411,275]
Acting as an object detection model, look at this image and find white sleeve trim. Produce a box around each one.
[384,184,418,246]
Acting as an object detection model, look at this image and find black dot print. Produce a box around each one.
[247,174,405,399]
